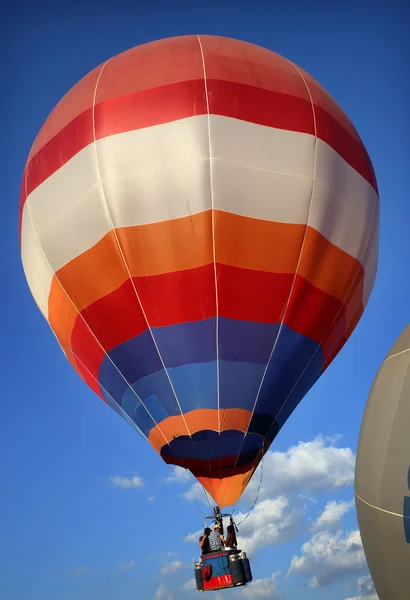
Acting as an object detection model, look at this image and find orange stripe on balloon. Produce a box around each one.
[56,230,129,312]
[48,278,79,347]
[52,212,212,313]
[216,211,364,304]
[147,409,252,453]
[215,210,305,273]
[47,278,105,397]
[116,211,213,277]
[298,227,364,304]
[48,211,364,322]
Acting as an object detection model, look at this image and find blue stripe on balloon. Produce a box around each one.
[168,361,218,412]
[254,325,323,424]
[98,318,278,401]
[99,329,162,401]
[219,361,266,409]
[219,319,279,364]
[105,360,264,431]
[162,430,263,461]
[153,318,216,366]
[98,319,324,441]
[98,318,273,404]
[122,369,178,419]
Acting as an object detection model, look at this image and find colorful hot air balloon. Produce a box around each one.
[20,35,379,507]
[355,324,410,600]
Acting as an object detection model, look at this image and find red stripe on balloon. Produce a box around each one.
[71,320,106,387]
[69,264,348,382]
[21,80,376,222]
[284,275,347,344]
[25,108,94,199]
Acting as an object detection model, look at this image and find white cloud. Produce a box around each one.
[119,558,135,571]
[345,575,379,600]
[109,474,144,489]
[234,497,302,556]
[167,551,179,558]
[240,572,281,598]
[242,436,355,505]
[182,436,355,507]
[147,496,156,502]
[155,583,174,600]
[182,482,212,504]
[311,500,355,531]
[185,497,301,557]
[160,560,184,576]
[180,578,196,591]
[73,565,88,577]
[288,529,367,587]
[165,466,192,484]
[184,529,202,544]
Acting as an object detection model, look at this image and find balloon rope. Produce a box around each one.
[185,486,207,519]
[177,469,213,519]
[233,451,265,527]
[202,486,214,514]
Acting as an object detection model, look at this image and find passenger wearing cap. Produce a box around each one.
[208,522,225,552]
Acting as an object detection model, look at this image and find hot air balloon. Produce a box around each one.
[355,324,410,600]
[20,35,379,516]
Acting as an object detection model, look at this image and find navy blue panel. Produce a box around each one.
[167,431,215,462]
[124,369,180,417]
[168,361,218,412]
[134,402,159,438]
[100,359,128,405]
[219,318,279,364]
[255,323,323,420]
[98,319,324,449]
[122,389,171,437]
[235,432,263,467]
[404,466,410,544]
[404,496,410,543]
[164,430,247,461]
[248,413,274,437]
[274,362,322,429]
[219,360,265,410]
[99,329,163,400]
[99,319,280,400]
[153,318,216,367]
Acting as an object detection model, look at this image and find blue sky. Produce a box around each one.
[1,2,409,599]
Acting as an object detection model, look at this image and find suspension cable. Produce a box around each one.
[234,451,265,527]
[202,485,214,515]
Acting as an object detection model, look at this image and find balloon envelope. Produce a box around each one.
[355,324,410,599]
[20,35,379,506]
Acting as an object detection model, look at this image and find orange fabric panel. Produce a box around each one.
[197,467,256,508]
[56,230,128,311]
[47,212,364,344]
[215,210,305,273]
[48,277,78,347]
[116,211,213,277]
[298,227,364,304]
[148,408,252,453]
